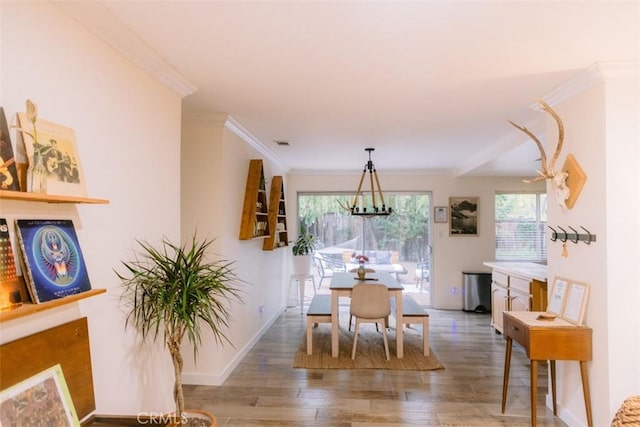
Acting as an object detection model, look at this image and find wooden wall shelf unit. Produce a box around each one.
[263,175,288,250]
[0,190,109,204]
[0,289,106,322]
[239,159,270,240]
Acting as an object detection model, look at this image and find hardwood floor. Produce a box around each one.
[181,294,569,427]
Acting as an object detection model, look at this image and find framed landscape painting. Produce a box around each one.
[449,197,478,236]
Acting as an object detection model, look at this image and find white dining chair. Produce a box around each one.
[350,283,391,361]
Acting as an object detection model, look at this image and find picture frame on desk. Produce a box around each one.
[562,280,590,325]
[546,276,569,316]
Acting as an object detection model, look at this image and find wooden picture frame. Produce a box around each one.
[546,276,569,316]
[0,364,80,426]
[434,206,448,223]
[16,113,87,197]
[449,197,478,235]
[561,280,590,325]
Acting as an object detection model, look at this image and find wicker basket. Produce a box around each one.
[611,396,640,426]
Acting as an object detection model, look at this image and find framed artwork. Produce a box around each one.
[14,219,92,303]
[546,276,569,316]
[0,107,21,191]
[0,364,80,427]
[449,197,478,236]
[562,280,590,325]
[434,206,448,223]
[16,112,86,197]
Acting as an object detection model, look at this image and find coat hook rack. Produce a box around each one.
[548,225,596,245]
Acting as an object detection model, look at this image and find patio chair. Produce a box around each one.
[416,259,430,291]
[314,253,346,289]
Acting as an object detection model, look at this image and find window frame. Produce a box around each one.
[494,191,547,262]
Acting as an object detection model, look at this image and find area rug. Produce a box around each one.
[293,323,444,370]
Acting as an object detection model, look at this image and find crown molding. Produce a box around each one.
[224,117,288,172]
[542,61,639,106]
[53,1,197,98]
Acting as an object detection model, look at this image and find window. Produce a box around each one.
[495,192,547,261]
[297,192,431,278]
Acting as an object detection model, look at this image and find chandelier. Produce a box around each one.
[349,148,392,216]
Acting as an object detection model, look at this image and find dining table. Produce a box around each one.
[329,271,405,358]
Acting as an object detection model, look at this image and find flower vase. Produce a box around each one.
[357,262,366,280]
[27,153,47,194]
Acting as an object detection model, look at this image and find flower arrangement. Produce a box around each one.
[352,253,369,264]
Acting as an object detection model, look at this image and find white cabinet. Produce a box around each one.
[485,263,548,334]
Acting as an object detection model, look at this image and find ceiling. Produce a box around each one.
[56,1,639,176]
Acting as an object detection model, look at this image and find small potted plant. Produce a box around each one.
[291,223,316,275]
[117,234,243,426]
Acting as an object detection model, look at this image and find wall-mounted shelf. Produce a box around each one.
[0,288,106,323]
[263,175,288,251]
[239,159,271,240]
[0,190,109,204]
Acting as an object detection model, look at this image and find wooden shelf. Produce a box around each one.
[263,175,288,251]
[0,190,109,204]
[239,159,271,240]
[0,289,106,323]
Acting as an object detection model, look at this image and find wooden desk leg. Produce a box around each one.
[531,359,538,427]
[501,337,512,414]
[331,291,339,357]
[550,360,557,415]
[580,361,593,427]
[395,290,403,359]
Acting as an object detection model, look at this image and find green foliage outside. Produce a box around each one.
[297,193,431,262]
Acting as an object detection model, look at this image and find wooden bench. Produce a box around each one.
[392,295,430,356]
[306,294,332,355]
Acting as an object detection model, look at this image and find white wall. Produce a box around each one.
[1,2,182,418]
[287,173,543,309]
[544,63,639,426]
[180,116,290,385]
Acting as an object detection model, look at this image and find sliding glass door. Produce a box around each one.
[297,192,432,299]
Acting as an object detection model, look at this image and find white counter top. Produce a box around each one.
[483,261,547,282]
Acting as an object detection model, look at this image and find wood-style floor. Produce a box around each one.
[179,292,568,427]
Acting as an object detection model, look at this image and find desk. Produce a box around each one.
[502,311,593,427]
[330,272,405,358]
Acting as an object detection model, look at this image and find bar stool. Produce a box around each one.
[289,274,316,314]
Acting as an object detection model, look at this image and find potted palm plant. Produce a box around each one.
[117,234,243,426]
[291,223,316,275]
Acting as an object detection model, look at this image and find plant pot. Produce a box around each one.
[292,254,312,276]
[167,409,217,427]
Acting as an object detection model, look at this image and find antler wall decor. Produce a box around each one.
[508,99,572,210]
